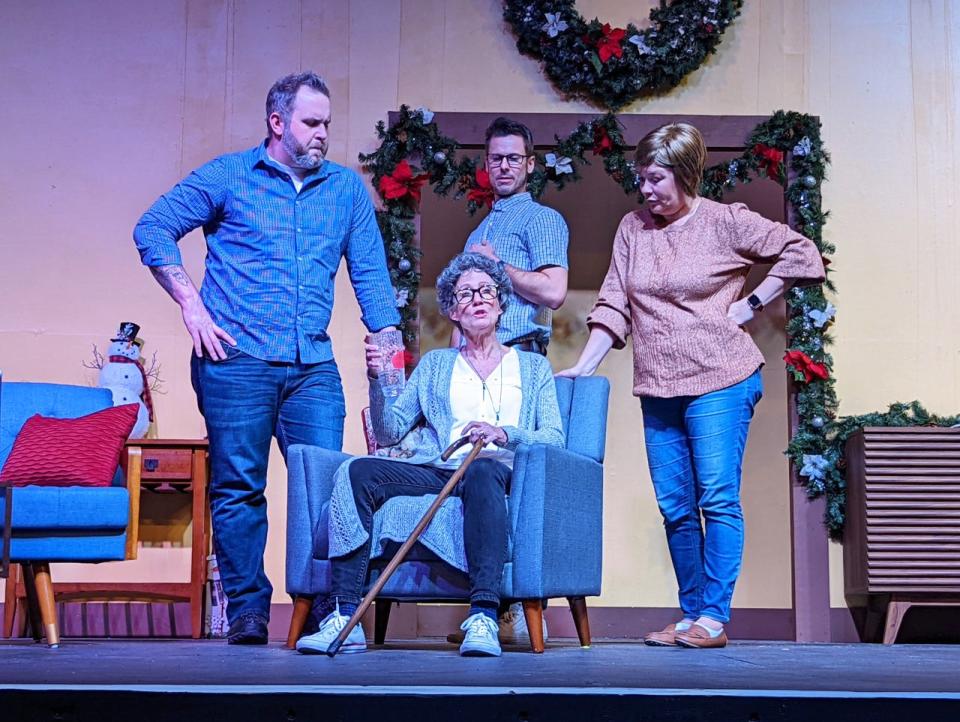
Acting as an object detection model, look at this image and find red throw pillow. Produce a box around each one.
[0,403,139,487]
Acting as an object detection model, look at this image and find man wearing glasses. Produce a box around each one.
[450,117,569,647]
[456,117,570,356]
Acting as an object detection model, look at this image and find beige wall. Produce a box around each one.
[2,1,958,610]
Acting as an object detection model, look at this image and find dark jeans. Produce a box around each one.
[331,456,511,607]
[191,346,345,623]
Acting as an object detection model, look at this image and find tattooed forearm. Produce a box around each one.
[156,264,191,286]
[150,264,199,305]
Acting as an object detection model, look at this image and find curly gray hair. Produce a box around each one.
[436,252,513,319]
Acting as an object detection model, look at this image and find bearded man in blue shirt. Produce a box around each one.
[134,71,399,645]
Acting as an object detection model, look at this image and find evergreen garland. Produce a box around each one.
[503,0,744,110]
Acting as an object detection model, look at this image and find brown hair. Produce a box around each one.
[485,117,535,156]
[634,123,707,198]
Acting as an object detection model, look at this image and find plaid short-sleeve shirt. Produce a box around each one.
[463,193,569,343]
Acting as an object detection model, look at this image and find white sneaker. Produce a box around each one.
[296,608,366,655]
[497,602,548,645]
[459,612,502,657]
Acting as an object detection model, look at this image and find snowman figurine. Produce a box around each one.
[98,321,153,438]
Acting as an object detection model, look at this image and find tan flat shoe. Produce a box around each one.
[675,622,728,649]
[643,623,683,647]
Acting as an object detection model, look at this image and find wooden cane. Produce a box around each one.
[325,435,485,657]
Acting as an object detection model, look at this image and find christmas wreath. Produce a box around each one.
[503,0,744,110]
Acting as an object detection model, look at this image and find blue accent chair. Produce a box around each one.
[0,382,140,647]
[284,375,609,652]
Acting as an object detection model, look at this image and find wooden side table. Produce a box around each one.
[3,439,211,639]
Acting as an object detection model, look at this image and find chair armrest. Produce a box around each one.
[508,444,604,599]
[120,446,142,560]
[285,444,351,592]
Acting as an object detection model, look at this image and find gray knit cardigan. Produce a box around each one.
[327,347,564,569]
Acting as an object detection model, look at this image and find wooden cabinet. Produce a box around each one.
[844,427,960,643]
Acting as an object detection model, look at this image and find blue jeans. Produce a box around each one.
[331,457,510,607]
[191,346,345,623]
[640,369,762,624]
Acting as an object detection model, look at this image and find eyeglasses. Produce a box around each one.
[454,284,499,305]
[486,154,530,168]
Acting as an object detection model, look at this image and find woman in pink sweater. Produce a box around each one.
[559,123,824,649]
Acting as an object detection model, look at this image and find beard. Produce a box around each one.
[281,130,326,170]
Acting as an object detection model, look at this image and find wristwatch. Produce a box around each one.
[746,294,764,312]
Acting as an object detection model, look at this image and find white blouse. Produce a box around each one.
[438,348,523,469]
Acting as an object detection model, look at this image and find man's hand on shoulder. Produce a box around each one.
[470,239,501,263]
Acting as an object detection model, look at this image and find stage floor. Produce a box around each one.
[2,638,959,721]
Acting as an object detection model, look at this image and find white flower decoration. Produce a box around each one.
[414,106,434,125]
[807,302,836,329]
[545,153,573,175]
[395,288,410,308]
[800,454,831,481]
[793,136,812,157]
[542,12,568,38]
[628,34,653,55]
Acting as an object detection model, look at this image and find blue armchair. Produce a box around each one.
[0,382,140,647]
[285,375,609,652]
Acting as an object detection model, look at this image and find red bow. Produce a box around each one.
[753,144,785,181]
[467,168,494,208]
[378,160,428,204]
[783,350,829,383]
[595,24,626,63]
[592,125,614,155]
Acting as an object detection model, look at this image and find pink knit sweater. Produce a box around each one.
[587,199,825,398]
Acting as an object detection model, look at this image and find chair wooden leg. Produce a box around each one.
[32,563,59,648]
[21,564,43,642]
[3,567,18,638]
[286,596,312,649]
[883,597,911,645]
[567,596,592,648]
[522,599,545,653]
[374,599,392,645]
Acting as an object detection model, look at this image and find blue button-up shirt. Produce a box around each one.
[464,192,568,343]
[133,143,399,363]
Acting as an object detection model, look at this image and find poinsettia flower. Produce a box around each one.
[414,106,434,124]
[378,160,429,204]
[807,302,836,329]
[592,125,614,155]
[783,349,829,383]
[545,153,573,175]
[467,167,494,208]
[595,23,626,63]
[628,34,653,55]
[753,143,785,181]
[542,12,568,38]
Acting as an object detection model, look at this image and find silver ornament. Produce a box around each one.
[433,151,447,164]
[811,416,825,429]
[803,175,817,188]
[398,258,412,272]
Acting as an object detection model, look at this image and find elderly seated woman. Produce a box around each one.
[295,252,564,657]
